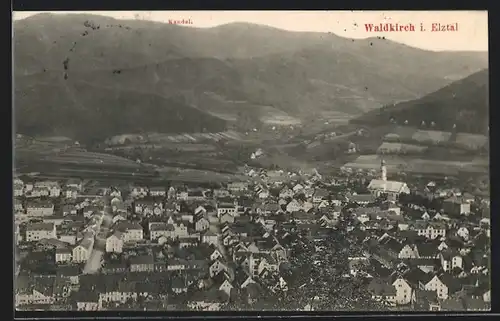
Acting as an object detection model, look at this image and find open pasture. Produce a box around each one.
[454,133,488,150]
[42,151,140,168]
[343,154,488,176]
[411,130,452,144]
[377,142,428,154]
[146,131,244,144]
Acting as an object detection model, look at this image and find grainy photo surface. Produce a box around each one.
[13,10,489,312]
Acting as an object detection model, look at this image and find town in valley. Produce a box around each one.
[14,156,490,311]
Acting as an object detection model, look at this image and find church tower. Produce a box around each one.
[381,159,387,181]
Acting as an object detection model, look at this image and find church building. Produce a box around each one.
[367,159,410,201]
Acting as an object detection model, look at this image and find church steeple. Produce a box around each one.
[381,159,387,181]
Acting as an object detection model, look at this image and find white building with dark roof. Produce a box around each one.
[26,222,57,242]
[368,159,410,200]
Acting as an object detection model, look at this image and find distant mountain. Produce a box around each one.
[351,69,489,134]
[13,13,488,141]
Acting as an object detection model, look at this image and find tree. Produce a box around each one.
[268,214,386,311]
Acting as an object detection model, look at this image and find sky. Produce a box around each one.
[13,10,488,51]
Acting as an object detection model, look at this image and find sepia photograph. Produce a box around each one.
[13,10,489,312]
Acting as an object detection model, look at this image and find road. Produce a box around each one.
[209,217,228,259]
[83,195,114,274]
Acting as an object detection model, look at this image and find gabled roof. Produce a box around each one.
[368,179,407,193]
[368,278,397,296]
[417,242,439,257]
[404,268,434,287]
[129,255,154,265]
[439,273,463,294]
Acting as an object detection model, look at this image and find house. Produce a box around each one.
[292,183,304,193]
[26,223,57,242]
[209,259,228,277]
[26,201,55,217]
[72,239,93,263]
[391,275,414,305]
[416,243,440,259]
[57,265,81,286]
[171,277,188,294]
[101,261,127,275]
[64,188,79,200]
[65,179,83,191]
[179,236,199,248]
[149,223,175,241]
[217,203,238,218]
[227,182,249,192]
[131,186,148,197]
[114,221,143,242]
[424,274,461,300]
[55,247,73,264]
[312,189,329,203]
[443,197,471,216]
[129,255,155,272]
[209,248,223,261]
[254,202,280,215]
[286,199,303,213]
[440,298,465,311]
[134,198,164,216]
[61,204,78,216]
[14,178,24,197]
[112,213,127,225]
[74,290,99,311]
[398,244,419,259]
[367,160,410,200]
[194,205,208,216]
[187,289,225,311]
[279,187,294,199]
[149,186,166,197]
[368,278,397,306]
[257,189,270,200]
[220,213,235,224]
[413,221,446,240]
[219,279,234,296]
[213,189,231,198]
[463,296,489,311]
[186,188,207,202]
[440,251,463,272]
[106,232,124,253]
[30,276,57,305]
[195,217,210,232]
[202,230,218,245]
[456,226,470,241]
[166,259,187,271]
[346,193,376,205]
[161,217,189,236]
[24,181,34,192]
[34,181,61,198]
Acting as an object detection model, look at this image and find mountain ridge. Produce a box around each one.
[14,13,488,142]
[351,69,489,135]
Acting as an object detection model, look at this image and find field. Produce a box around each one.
[382,127,488,152]
[454,133,488,150]
[411,130,452,144]
[105,131,244,146]
[40,151,141,168]
[377,142,428,154]
[343,154,489,175]
[156,166,248,184]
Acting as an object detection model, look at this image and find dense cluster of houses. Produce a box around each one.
[14,161,490,311]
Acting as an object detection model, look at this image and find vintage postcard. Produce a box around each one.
[13,10,489,312]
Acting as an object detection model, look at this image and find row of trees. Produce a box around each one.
[224,212,386,311]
